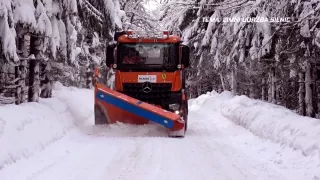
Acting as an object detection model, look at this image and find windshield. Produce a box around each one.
[117,43,178,66]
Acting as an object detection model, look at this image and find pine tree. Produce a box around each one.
[159,0,320,117]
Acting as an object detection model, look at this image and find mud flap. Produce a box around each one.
[94,83,185,136]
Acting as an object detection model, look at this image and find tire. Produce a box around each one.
[94,105,108,125]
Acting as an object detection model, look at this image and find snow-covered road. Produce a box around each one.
[0,83,319,180]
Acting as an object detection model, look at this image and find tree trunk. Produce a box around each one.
[261,78,266,101]
[28,58,40,102]
[317,82,320,118]
[268,67,276,103]
[271,67,276,104]
[20,59,27,103]
[62,11,71,65]
[217,84,222,93]
[311,66,318,117]
[305,62,314,117]
[231,68,237,96]
[40,62,52,98]
[86,67,93,89]
[298,72,305,116]
[15,65,21,105]
[22,34,30,103]
[197,85,202,96]
[268,71,272,102]
[29,35,42,102]
[15,33,30,104]
[249,79,255,99]
[219,72,226,91]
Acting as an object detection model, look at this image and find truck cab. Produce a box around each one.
[106,30,190,129]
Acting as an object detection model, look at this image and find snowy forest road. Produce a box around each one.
[1,97,315,180]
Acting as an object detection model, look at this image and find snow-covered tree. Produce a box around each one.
[120,0,157,30]
[159,0,320,117]
[0,0,125,105]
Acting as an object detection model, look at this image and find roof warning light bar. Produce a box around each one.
[126,30,170,39]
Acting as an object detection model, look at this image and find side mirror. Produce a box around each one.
[181,45,190,68]
[114,31,126,41]
[106,44,116,67]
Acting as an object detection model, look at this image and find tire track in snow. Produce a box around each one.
[189,109,294,180]
[187,112,249,180]
[26,152,70,180]
[98,139,146,180]
[117,140,143,179]
[115,139,163,180]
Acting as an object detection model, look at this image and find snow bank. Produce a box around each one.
[0,82,93,170]
[190,91,320,158]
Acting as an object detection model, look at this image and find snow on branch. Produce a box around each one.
[0,95,15,105]
[0,2,19,63]
[13,0,37,27]
[35,1,52,36]
[163,0,252,10]
[81,0,104,23]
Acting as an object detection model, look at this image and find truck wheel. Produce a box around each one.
[94,105,108,125]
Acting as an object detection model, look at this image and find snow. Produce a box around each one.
[91,32,100,47]
[1,0,11,9]
[210,31,218,54]
[42,0,53,17]
[201,11,218,47]
[0,82,91,171]
[143,0,160,11]
[12,0,37,28]
[57,20,67,58]
[51,1,60,16]
[107,68,115,89]
[35,1,52,36]
[182,17,200,42]
[105,0,115,25]
[315,29,320,48]
[68,23,78,63]
[50,16,60,58]
[69,0,78,14]
[0,2,19,62]
[91,54,101,65]
[113,0,123,29]
[214,92,320,158]
[0,83,320,179]
[299,2,313,38]
[256,16,271,57]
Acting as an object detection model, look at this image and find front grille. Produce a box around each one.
[122,83,172,101]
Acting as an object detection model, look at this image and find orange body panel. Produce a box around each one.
[114,71,182,91]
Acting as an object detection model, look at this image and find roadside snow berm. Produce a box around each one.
[93,30,190,137]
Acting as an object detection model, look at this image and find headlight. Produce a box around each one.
[169,104,180,111]
[174,110,180,115]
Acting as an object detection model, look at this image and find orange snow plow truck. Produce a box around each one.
[93,30,190,137]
